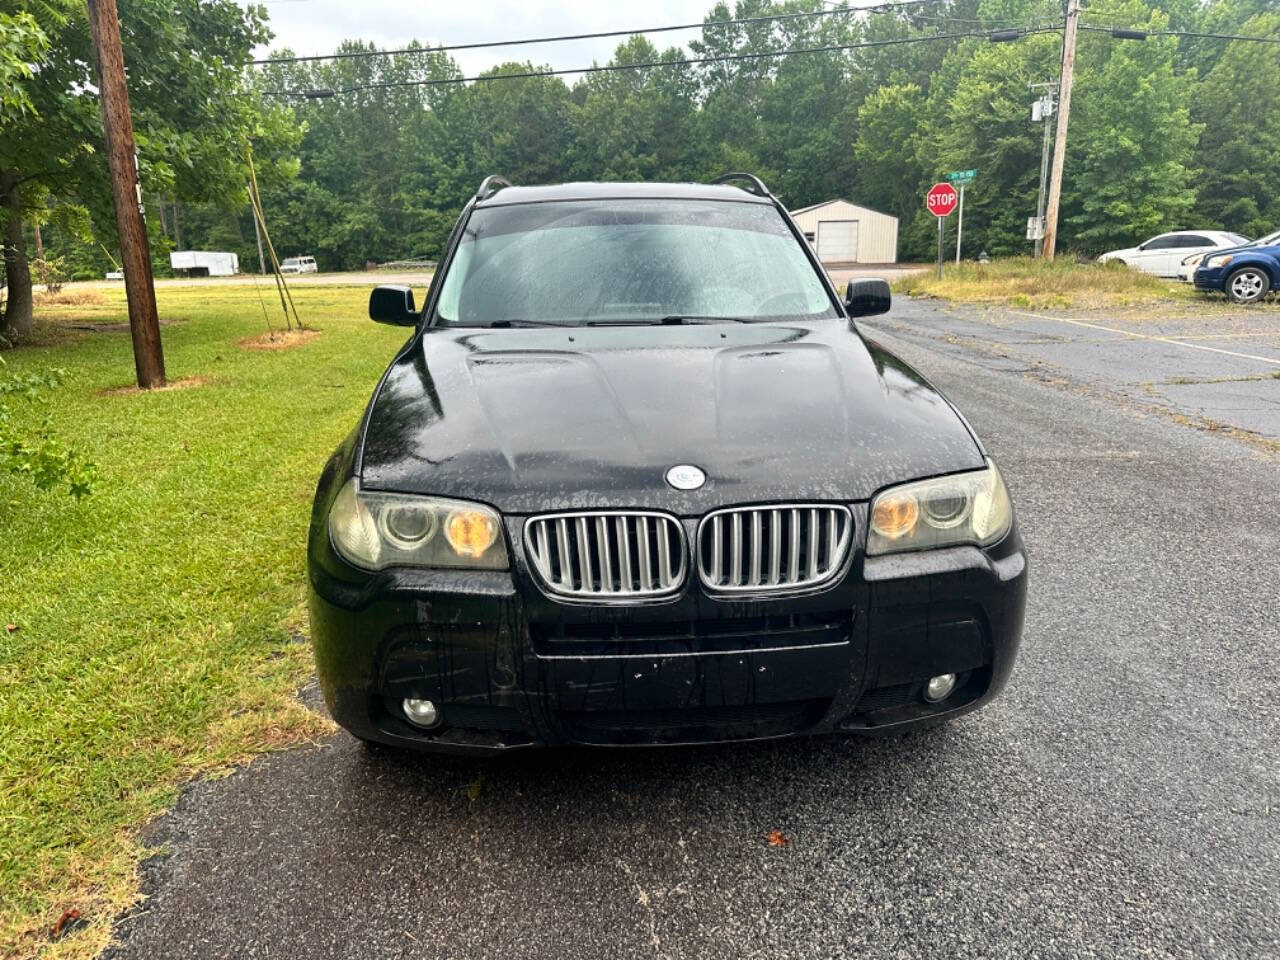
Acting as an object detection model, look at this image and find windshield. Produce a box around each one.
[434,199,837,327]
[1251,230,1280,247]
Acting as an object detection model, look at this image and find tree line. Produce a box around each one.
[0,0,296,340]
[3,0,1279,340]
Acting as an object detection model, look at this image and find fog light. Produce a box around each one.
[402,697,440,728]
[923,673,957,703]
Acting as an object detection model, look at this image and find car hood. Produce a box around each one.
[358,322,985,514]
[1197,241,1280,262]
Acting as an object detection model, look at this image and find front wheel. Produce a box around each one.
[1226,266,1270,304]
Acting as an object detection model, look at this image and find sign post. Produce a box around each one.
[926,182,959,279]
[946,169,977,264]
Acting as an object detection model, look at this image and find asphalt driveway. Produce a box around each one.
[874,298,1280,443]
[103,299,1280,960]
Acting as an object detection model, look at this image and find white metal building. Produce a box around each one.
[789,199,899,265]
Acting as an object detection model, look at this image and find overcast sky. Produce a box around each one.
[247,0,721,78]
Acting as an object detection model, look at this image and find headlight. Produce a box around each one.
[1181,253,1203,267]
[1206,254,1234,269]
[328,478,508,570]
[867,459,1012,556]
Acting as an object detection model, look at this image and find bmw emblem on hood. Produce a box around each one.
[665,464,706,490]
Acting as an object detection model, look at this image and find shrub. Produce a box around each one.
[32,255,68,295]
[0,359,97,498]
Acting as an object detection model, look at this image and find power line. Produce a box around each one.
[260,28,1061,99]
[907,7,1056,27]
[1079,24,1280,44]
[248,0,948,66]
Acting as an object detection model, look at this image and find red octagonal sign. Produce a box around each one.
[926,182,959,217]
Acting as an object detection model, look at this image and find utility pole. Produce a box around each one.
[87,0,165,387]
[1042,0,1080,260]
[1030,81,1058,258]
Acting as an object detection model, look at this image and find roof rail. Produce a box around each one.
[476,175,513,201]
[711,172,771,198]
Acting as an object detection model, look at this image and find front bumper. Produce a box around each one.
[1193,266,1229,291]
[308,506,1028,754]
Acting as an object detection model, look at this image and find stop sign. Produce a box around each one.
[926,182,959,217]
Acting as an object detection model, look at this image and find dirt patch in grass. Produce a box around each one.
[237,328,320,351]
[96,375,212,397]
[19,316,189,349]
[64,316,188,333]
[892,256,1196,309]
[34,290,106,307]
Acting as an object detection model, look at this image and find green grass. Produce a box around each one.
[891,256,1198,309]
[0,282,412,958]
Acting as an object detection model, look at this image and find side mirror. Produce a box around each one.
[369,285,418,326]
[844,279,891,318]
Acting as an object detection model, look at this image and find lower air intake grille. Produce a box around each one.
[697,504,852,593]
[559,699,830,745]
[524,511,687,600]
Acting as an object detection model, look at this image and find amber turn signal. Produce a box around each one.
[871,493,919,541]
[445,509,500,558]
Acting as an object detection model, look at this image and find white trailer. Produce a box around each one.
[170,250,240,277]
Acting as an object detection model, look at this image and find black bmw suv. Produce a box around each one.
[307,174,1027,753]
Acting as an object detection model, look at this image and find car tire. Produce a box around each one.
[1226,266,1270,304]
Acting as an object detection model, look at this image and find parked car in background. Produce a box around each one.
[280,255,318,274]
[1194,238,1280,303]
[1179,229,1280,283]
[1098,230,1249,278]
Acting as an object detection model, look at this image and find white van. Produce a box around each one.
[280,255,318,274]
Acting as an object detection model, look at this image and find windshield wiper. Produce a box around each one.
[660,315,753,324]
[585,316,753,327]
[485,319,564,328]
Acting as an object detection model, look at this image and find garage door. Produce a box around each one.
[816,220,859,262]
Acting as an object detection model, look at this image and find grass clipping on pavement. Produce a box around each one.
[891,256,1196,309]
[0,283,414,959]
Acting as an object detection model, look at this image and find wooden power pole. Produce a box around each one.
[1041,0,1080,260]
[87,0,166,387]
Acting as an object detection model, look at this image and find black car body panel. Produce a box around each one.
[308,178,1027,754]
[358,324,987,513]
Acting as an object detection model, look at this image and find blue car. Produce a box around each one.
[1194,231,1280,303]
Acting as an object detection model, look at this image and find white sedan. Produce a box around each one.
[1098,230,1249,278]
[1178,229,1278,282]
